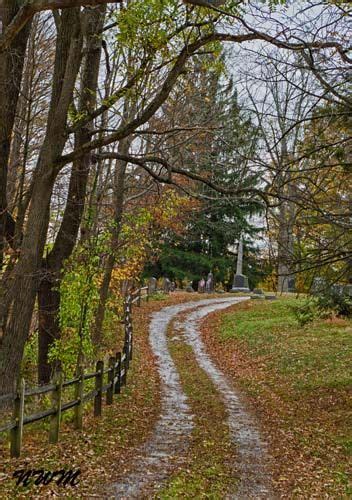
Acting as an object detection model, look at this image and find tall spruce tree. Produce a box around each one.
[145,72,264,288]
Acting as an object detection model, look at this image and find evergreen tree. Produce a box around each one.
[145,72,264,288]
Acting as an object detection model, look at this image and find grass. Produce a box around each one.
[149,291,170,301]
[158,327,238,499]
[202,297,352,497]
[221,298,352,394]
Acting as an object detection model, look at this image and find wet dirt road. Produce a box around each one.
[112,297,274,499]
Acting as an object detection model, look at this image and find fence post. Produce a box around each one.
[129,319,133,361]
[115,352,121,394]
[74,365,84,429]
[106,356,115,405]
[10,378,25,458]
[49,371,63,444]
[124,309,130,370]
[127,295,133,361]
[122,345,127,386]
[124,330,130,371]
[146,287,149,302]
[94,360,104,417]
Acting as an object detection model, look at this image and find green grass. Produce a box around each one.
[221,298,352,395]
[149,292,169,301]
[159,340,238,499]
[217,297,352,497]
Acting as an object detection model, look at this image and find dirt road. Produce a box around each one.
[112,297,274,499]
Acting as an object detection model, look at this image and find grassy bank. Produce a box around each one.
[201,297,352,498]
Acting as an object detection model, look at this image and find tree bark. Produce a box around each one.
[277,141,296,294]
[0,8,82,395]
[93,142,129,347]
[0,0,119,52]
[277,200,295,293]
[0,2,31,271]
[37,6,106,383]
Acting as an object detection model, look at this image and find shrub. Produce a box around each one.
[292,287,352,327]
[291,300,318,327]
[316,288,352,318]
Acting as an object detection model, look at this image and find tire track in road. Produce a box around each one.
[111,297,273,499]
[179,300,274,499]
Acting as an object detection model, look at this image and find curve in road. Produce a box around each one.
[112,297,273,499]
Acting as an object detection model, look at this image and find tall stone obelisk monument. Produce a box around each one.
[231,238,250,293]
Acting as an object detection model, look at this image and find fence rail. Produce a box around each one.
[0,286,149,457]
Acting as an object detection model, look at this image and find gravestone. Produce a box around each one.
[231,238,250,293]
[312,278,352,298]
[311,277,326,295]
[332,284,344,295]
[163,277,172,293]
[205,272,214,293]
[170,281,176,292]
[148,277,157,295]
[251,288,265,300]
[287,277,296,293]
[185,282,195,292]
[233,274,249,290]
[198,278,206,293]
[278,274,296,293]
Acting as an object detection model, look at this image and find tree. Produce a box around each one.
[37,7,106,383]
[0,0,350,394]
[144,62,263,287]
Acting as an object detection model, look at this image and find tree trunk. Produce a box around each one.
[0,2,31,268]
[277,201,295,293]
[38,278,60,383]
[93,142,129,346]
[0,4,31,359]
[37,6,106,383]
[277,179,296,293]
[0,9,82,395]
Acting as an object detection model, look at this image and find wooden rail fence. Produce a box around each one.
[0,286,149,458]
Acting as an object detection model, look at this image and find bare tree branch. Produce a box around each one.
[0,0,121,51]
